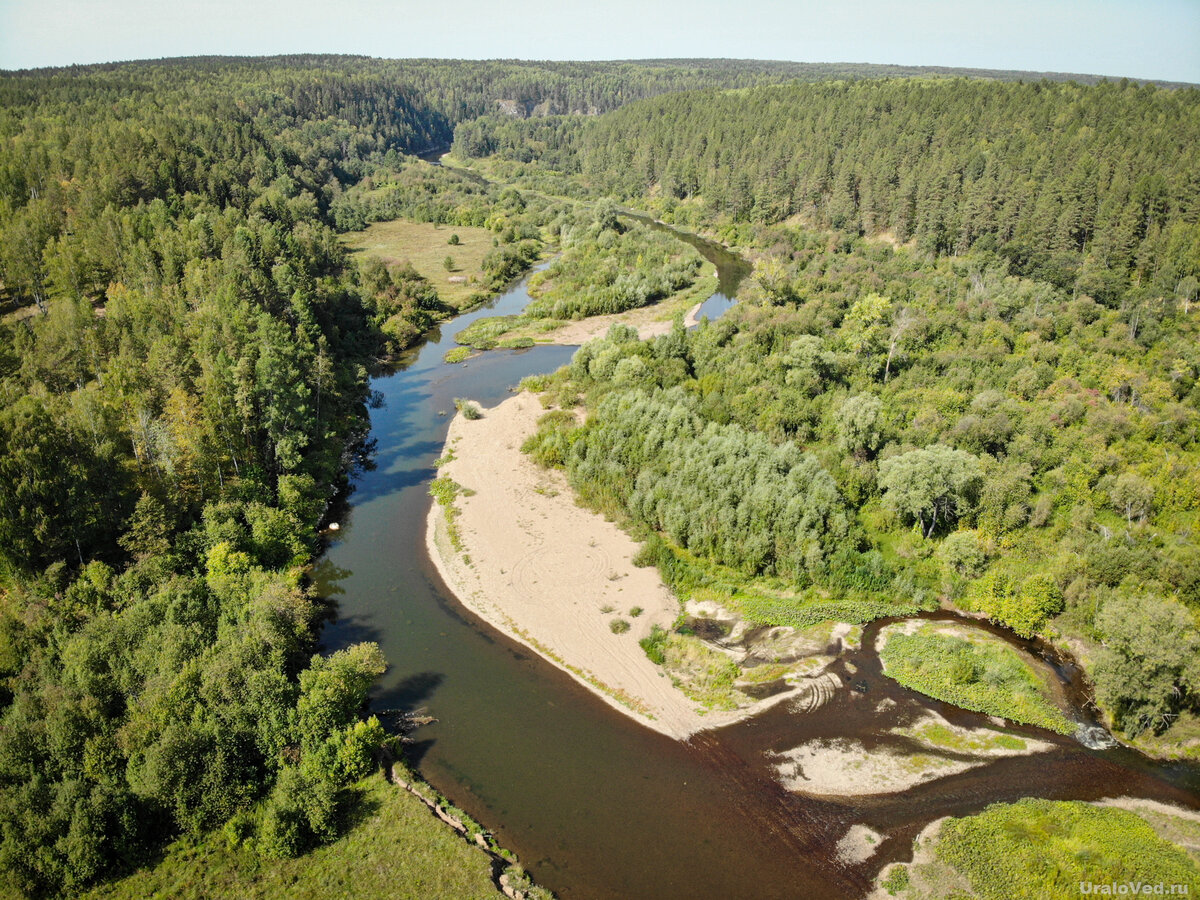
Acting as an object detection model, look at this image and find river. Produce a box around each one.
[316,228,1200,899]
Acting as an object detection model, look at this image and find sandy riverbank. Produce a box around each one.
[770,708,1055,798]
[538,299,705,345]
[425,392,789,739]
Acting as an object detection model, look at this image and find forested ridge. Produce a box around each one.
[455,78,1200,310]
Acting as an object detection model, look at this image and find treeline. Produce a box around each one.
[454,78,1200,311]
[526,220,1200,744]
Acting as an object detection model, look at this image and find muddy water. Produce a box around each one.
[317,241,1199,900]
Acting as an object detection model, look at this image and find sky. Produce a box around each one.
[0,0,1197,83]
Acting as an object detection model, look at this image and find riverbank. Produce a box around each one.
[452,271,717,351]
[78,771,508,900]
[425,392,805,739]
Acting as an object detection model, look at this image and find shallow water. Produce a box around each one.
[316,237,1200,900]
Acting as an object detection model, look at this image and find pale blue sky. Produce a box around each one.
[1,0,1197,82]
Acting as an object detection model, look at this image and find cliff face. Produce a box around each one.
[494,97,599,117]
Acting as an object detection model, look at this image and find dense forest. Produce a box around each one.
[523,170,1200,749]
[2,52,1199,896]
[454,78,1200,311]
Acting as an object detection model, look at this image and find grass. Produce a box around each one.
[443,346,473,364]
[879,624,1075,734]
[736,662,796,684]
[342,219,496,310]
[658,632,744,711]
[1126,710,1200,761]
[75,774,502,900]
[642,534,932,629]
[935,799,1200,900]
[429,476,467,551]
[897,721,1027,753]
[454,314,562,350]
[458,272,718,349]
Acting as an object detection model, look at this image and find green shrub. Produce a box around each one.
[610,618,631,634]
[640,624,669,664]
[881,865,910,896]
[454,398,483,420]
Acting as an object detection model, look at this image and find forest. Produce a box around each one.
[454,78,1200,308]
[1,53,1198,897]
[0,54,933,897]
[523,164,1200,750]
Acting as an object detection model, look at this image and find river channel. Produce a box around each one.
[317,222,1200,899]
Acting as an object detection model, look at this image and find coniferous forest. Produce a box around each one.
[0,55,1198,898]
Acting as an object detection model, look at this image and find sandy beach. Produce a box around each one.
[537,299,705,345]
[425,391,812,739]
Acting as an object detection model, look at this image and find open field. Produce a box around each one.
[72,774,501,900]
[342,219,497,310]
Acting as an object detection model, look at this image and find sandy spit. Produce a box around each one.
[425,392,755,739]
[770,710,1054,798]
[536,301,705,346]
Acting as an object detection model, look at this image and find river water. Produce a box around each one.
[317,229,1200,899]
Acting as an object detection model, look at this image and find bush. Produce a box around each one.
[963,571,1064,638]
[881,865,910,896]
[454,398,483,420]
[1093,594,1200,736]
[640,624,669,664]
[610,618,630,634]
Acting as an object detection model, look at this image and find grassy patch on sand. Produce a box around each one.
[897,720,1027,753]
[455,272,717,349]
[343,219,496,310]
[430,476,469,551]
[75,774,502,900]
[880,624,1074,734]
[659,632,745,711]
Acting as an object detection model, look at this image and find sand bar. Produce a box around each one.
[537,300,705,345]
[426,392,769,739]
